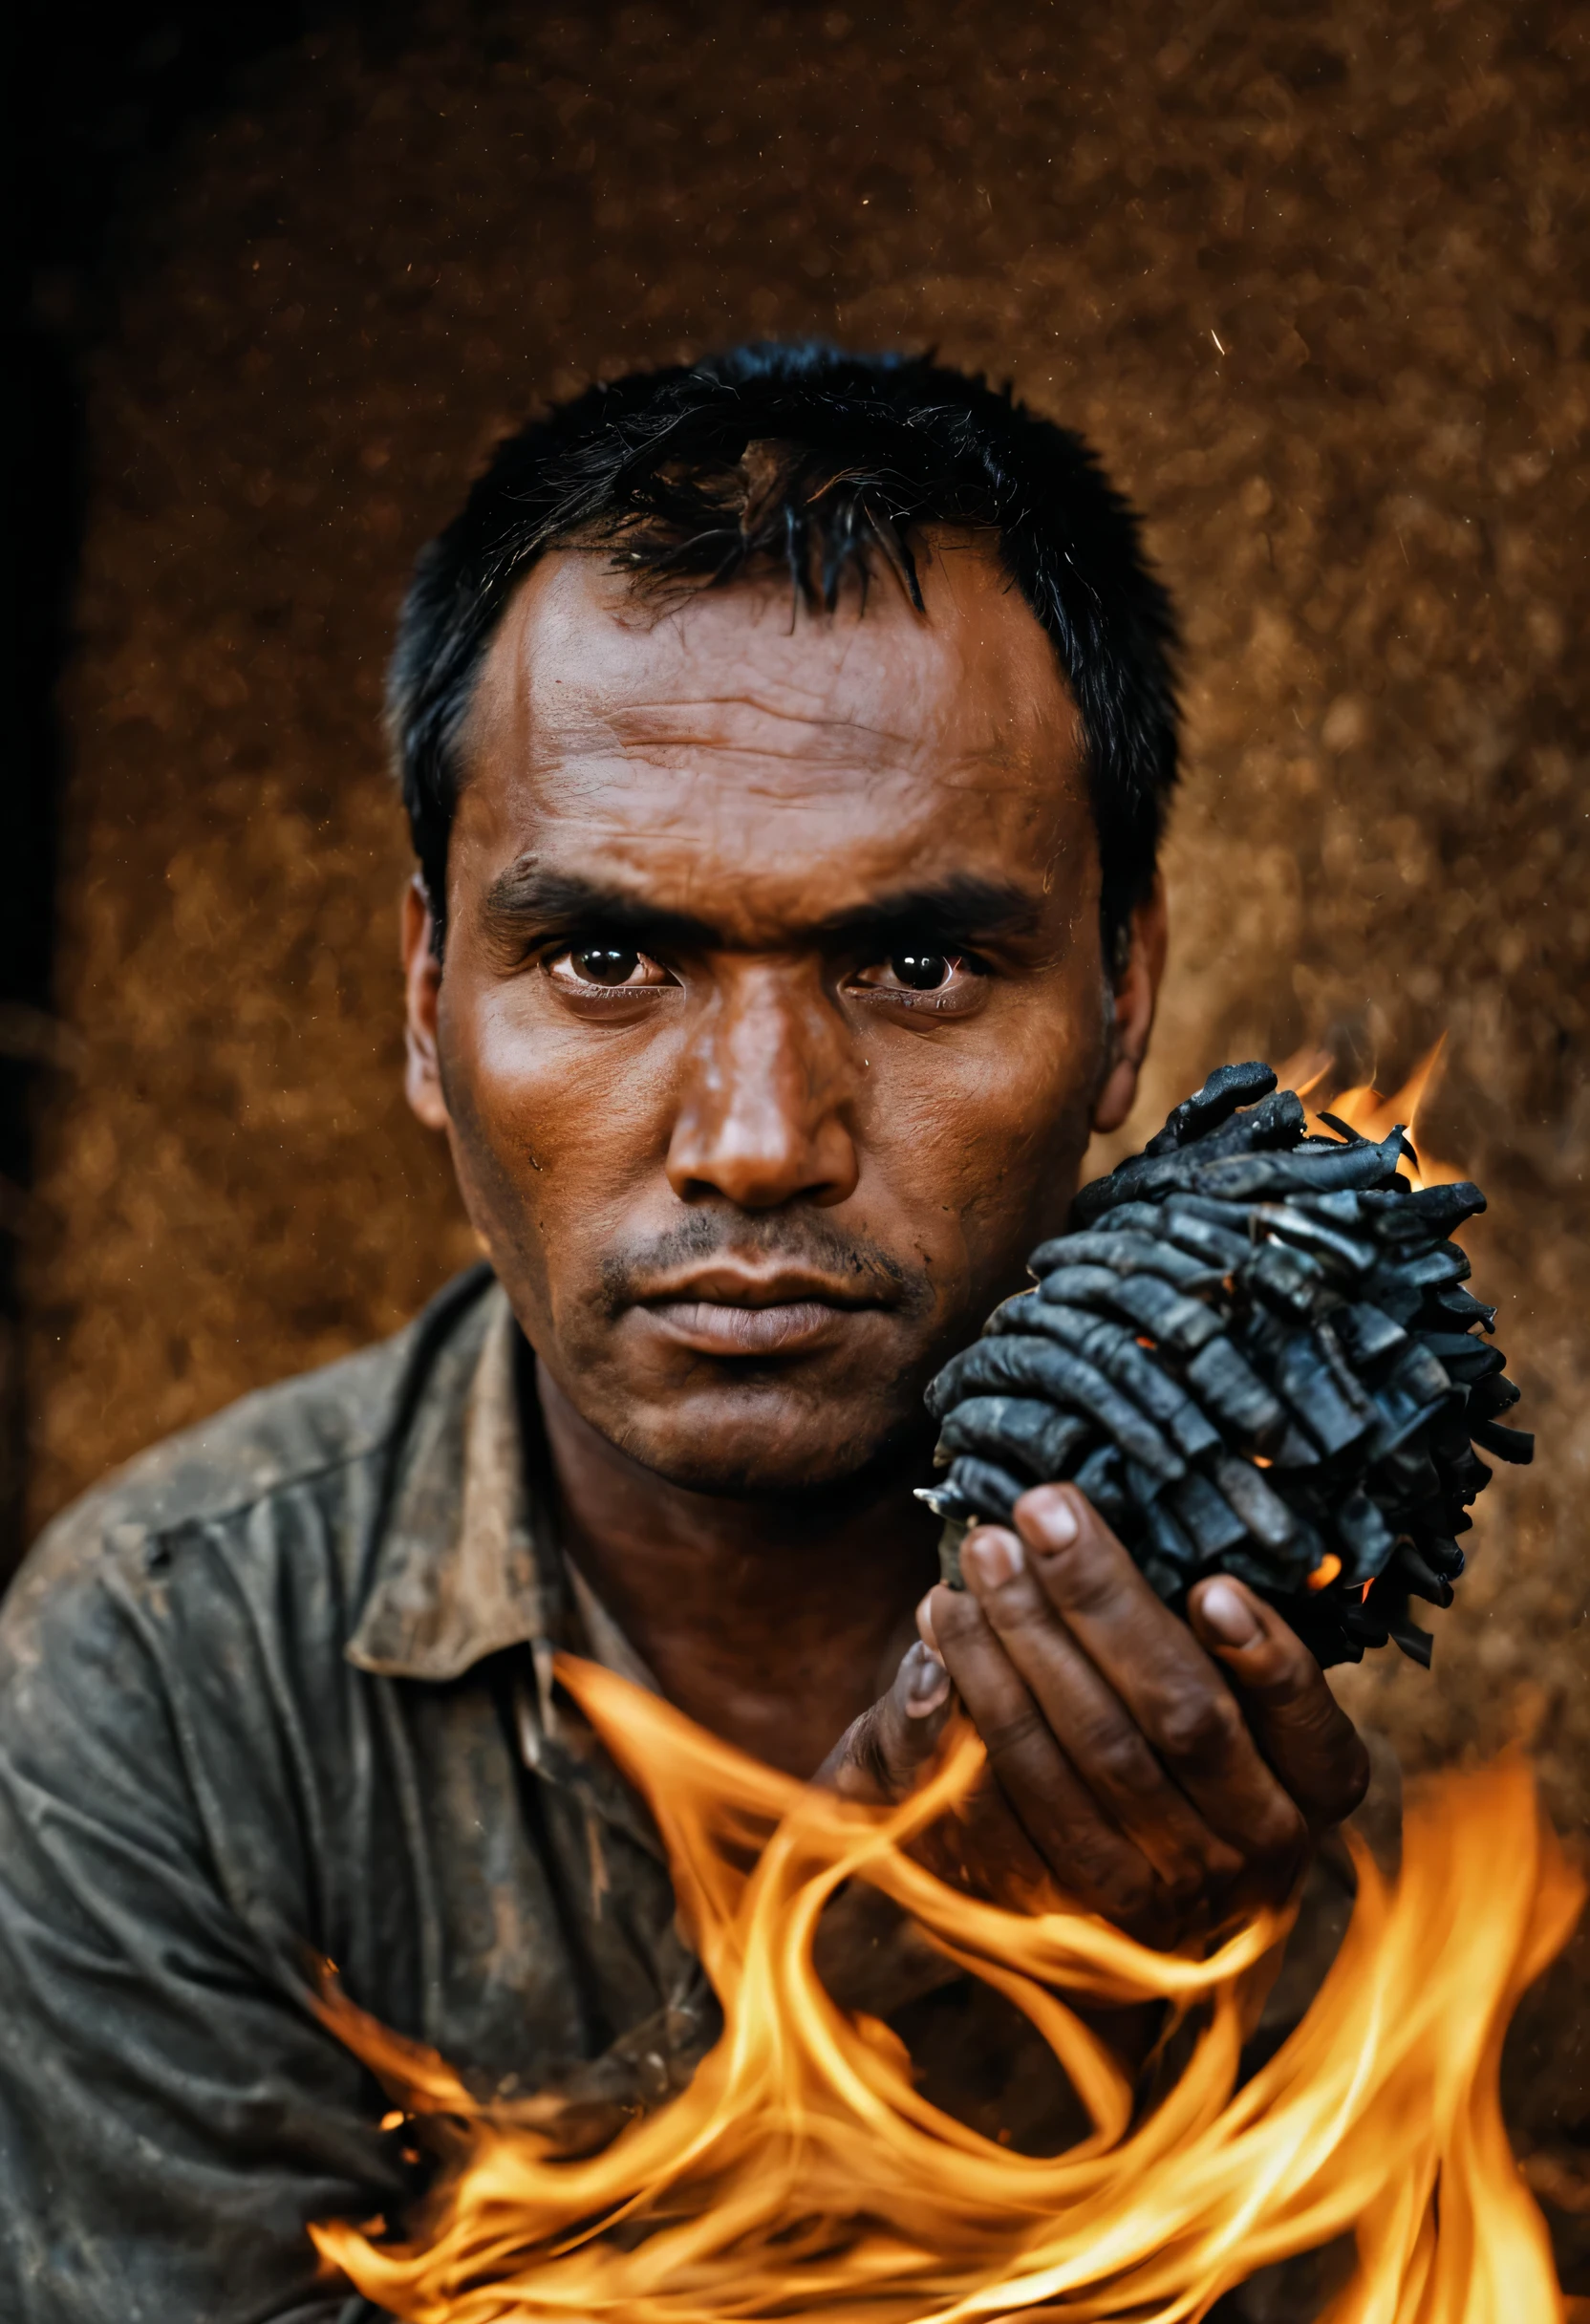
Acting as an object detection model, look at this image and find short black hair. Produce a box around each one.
[389,343,1178,960]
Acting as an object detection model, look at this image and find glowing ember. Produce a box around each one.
[312,1654,1581,2321]
[1280,1040,1460,1191]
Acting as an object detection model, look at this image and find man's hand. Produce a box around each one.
[825,1483,1370,1946]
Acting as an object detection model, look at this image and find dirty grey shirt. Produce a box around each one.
[0,1268,715,2323]
[0,1266,1366,2324]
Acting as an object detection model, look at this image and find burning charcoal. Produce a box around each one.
[1467,1373,1521,1420]
[1171,1194,1268,1232]
[1169,1471,1251,1559]
[1141,1497,1198,1591]
[1470,1418,1535,1463]
[1121,1454,1170,1507]
[938,1455,1025,1527]
[928,1336,1187,1481]
[1027,1229,1221,1290]
[1092,1200,1171,1235]
[1272,1420,1324,1471]
[1415,1331,1505,1387]
[1385,1609,1434,1668]
[1071,1442,1128,1528]
[1383,1339,1458,1407]
[934,1396,1094,1483]
[1440,1444,1493,1502]
[1184,1130,1409,1204]
[1367,1384,1447,1463]
[1019,1261,1126,1313]
[1340,1600,1391,1651]
[924,1059,1533,1668]
[999,1299,1223,1461]
[1208,1452,1300,1552]
[1160,1203,1252,1273]
[1152,1057,1278,1150]
[1146,1087,1310,1172]
[1360,1272,1424,1328]
[1432,1284,1497,1330]
[1393,1544,1457,1607]
[1333,1489,1396,1582]
[1387,1243,1472,1290]
[1243,1238,1332,1320]
[1315,1318,1380,1414]
[1036,1266,1223,1353]
[1272,1330,1372,1456]
[1406,1181,1488,1233]
[1333,1302,1408,1369]
[1372,1439,1444,1504]
[1293,1190,1371,1224]
[1197,1087,1308,1152]
[1182,1334,1286,1440]
[1421,1537,1467,1579]
[1251,1205,1379,1276]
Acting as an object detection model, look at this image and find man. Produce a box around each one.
[0,346,1368,2320]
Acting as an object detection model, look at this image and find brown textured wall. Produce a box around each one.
[23,0,1590,2249]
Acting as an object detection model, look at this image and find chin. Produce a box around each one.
[619,1388,931,1504]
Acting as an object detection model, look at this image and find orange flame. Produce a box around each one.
[1279,1039,1461,1193]
[312,1654,1581,2321]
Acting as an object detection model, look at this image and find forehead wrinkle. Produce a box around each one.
[538,669,978,778]
[604,691,929,758]
[526,618,1046,761]
[469,546,1089,883]
[490,553,1076,817]
[534,689,1056,803]
[528,742,1058,830]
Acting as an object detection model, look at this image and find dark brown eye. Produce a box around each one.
[572,946,641,986]
[849,947,984,1009]
[892,952,953,990]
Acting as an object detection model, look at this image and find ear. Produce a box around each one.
[401,875,450,1131]
[1092,874,1168,1136]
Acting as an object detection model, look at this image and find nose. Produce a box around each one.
[665,961,860,1210]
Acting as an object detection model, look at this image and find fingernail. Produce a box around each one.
[1025,1489,1080,1550]
[1198,1577,1261,1647]
[915,1590,939,1653]
[964,1527,1025,1588]
[901,1640,951,1717]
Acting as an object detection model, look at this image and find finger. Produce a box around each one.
[815,1640,953,1803]
[928,1565,1161,1926]
[1188,1576,1371,1830]
[915,1588,939,1655]
[1014,1487,1309,1893]
[957,1523,1243,1907]
[915,1756,1071,1916]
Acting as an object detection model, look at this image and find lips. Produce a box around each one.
[635,1265,890,1359]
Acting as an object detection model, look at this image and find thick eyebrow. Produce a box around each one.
[480,868,721,954]
[805,873,1046,953]
[479,864,1044,956]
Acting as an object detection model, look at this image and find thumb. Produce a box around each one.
[815,1641,953,1803]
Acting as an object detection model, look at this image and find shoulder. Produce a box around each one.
[1,1264,499,1665]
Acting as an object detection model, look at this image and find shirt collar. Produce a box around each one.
[346,1280,561,1682]
[345,1276,670,1870]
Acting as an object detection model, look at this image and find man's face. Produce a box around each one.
[405,538,1161,1496]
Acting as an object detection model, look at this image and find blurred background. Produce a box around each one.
[10,0,1589,2274]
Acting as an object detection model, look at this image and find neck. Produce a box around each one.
[535,1362,939,1778]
